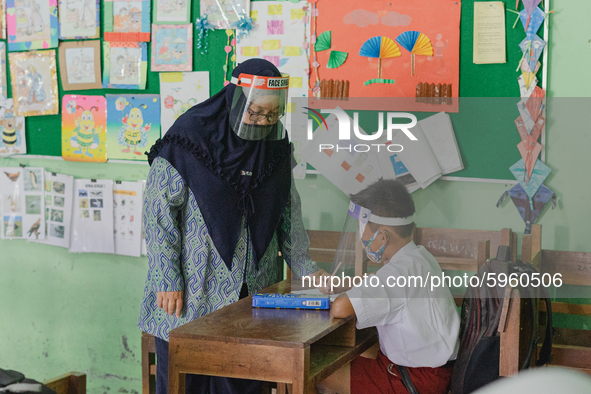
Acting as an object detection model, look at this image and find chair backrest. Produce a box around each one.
[522,224,591,375]
[43,372,86,394]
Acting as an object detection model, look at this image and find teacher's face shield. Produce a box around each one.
[230,73,289,141]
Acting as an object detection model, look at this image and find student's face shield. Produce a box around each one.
[330,201,416,277]
[230,73,289,141]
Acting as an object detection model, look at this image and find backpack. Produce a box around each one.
[450,245,553,394]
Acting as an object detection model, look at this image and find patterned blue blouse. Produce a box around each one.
[138,157,318,340]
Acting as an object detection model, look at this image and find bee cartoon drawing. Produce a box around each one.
[116,98,151,155]
[70,104,104,158]
[0,105,25,155]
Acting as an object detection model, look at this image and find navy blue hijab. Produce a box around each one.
[147,59,292,271]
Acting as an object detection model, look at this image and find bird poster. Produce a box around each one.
[69,179,114,254]
[61,95,107,163]
[106,94,160,161]
[0,99,26,156]
[32,171,73,248]
[1,166,45,240]
[113,181,142,257]
[159,71,209,135]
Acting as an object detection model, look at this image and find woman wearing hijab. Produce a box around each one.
[138,59,326,394]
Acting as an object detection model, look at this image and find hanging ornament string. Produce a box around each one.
[302,3,311,95]
[231,14,254,43]
[223,29,236,86]
[195,15,214,55]
[308,0,321,97]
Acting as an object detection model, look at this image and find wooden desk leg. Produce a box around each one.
[291,347,310,394]
[277,383,287,394]
[168,339,186,394]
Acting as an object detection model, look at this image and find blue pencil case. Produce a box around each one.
[252,293,330,310]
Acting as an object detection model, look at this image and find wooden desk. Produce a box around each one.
[167,280,377,394]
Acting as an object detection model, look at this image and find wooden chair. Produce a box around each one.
[43,372,86,394]
[141,332,156,394]
[522,224,591,374]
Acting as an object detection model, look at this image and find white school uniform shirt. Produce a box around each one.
[347,241,460,368]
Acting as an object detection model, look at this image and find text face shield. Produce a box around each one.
[231,73,289,141]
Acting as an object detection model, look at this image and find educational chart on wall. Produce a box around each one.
[61,95,107,162]
[300,113,383,196]
[311,0,460,112]
[159,71,209,134]
[106,94,160,160]
[0,99,26,156]
[69,179,114,253]
[33,171,73,248]
[113,181,142,257]
[0,167,45,240]
[236,1,310,100]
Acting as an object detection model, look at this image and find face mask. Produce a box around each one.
[362,229,388,263]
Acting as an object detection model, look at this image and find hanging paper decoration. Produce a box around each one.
[195,15,214,55]
[510,159,551,198]
[519,7,545,40]
[315,31,331,52]
[327,50,347,69]
[516,0,543,17]
[222,30,236,86]
[519,35,545,72]
[359,36,400,85]
[231,14,254,42]
[395,31,433,76]
[309,1,321,97]
[497,183,555,234]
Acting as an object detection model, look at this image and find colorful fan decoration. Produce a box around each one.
[315,31,331,52]
[327,50,348,69]
[395,31,433,76]
[358,36,400,85]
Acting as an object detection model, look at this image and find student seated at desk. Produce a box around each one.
[317,179,460,394]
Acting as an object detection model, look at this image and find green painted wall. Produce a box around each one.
[1,0,590,391]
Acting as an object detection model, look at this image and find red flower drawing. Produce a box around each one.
[164,95,175,109]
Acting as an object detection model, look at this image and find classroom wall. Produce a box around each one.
[0,0,589,392]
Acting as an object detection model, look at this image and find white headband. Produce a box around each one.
[348,201,415,226]
[369,213,415,226]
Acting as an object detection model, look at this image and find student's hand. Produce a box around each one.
[157,291,183,318]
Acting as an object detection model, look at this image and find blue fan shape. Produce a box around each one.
[395,31,420,52]
[359,36,382,58]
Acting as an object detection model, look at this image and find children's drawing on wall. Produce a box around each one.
[62,95,107,162]
[110,46,141,85]
[0,43,7,99]
[113,1,142,32]
[154,0,188,23]
[12,0,51,41]
[159,71,209,134]
[103,42,147,89]
[200,0,248,29]
[58,0,98,39]
[151,24,192,71]
[59,41,102,90]
[9,50,58,116]
[65,47,95,84]
[106,94,160,160]
[0,99,26,157]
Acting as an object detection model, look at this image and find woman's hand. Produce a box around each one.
[157,291,183,318]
